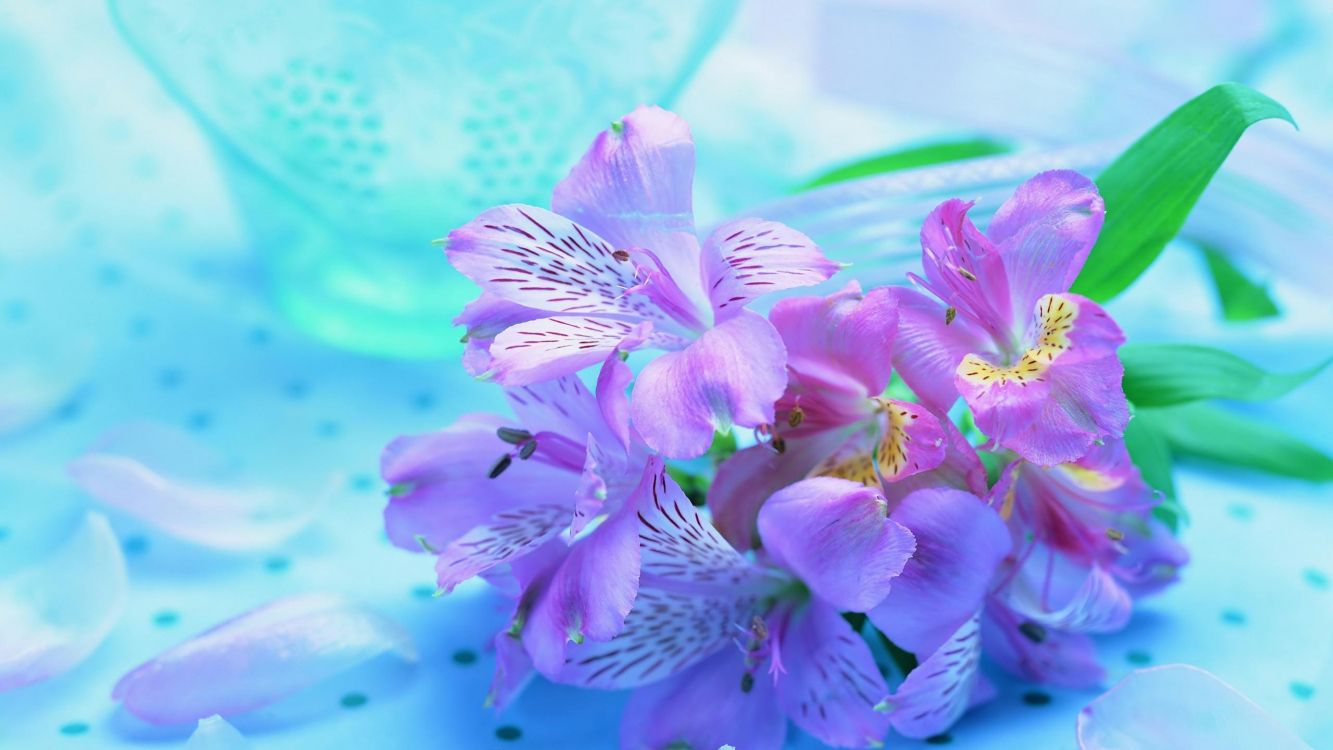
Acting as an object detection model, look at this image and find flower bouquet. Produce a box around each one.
[384,86,1322,748]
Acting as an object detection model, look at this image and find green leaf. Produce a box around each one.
[1143,403,1333,482]
[1072,83,1295,301]
[797,138,1011,191]
[1199,244,1281,322]
[1120,343,1329,407]
[1124,411,1182,531]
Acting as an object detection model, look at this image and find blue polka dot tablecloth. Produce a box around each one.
[2,2,1333,749]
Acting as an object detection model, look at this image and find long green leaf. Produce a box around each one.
[1072,83,1295,301]
[1199,244,1281,322]
[1120,343,1329,407]
[797,138,1010,191]
[1124,412,1183,531]
[1143,403,1333,481]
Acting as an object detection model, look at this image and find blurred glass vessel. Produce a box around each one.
[110,0,735,357]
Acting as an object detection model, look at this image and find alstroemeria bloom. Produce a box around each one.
[891,171,1128,466]
[381,357,648,595]
[448,105,840,458]
[983,440,1188,687]
[518,472,918,749]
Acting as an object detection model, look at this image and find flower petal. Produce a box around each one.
[917,198,1014,338]
[770,282,898,420]
[0,512,126,691]
[620,649,787,750]
[485,316,651,386]
[709,429,849,551]
[433,503,572,593]
[869,489,1009,655]
[380,415,578,553]
[702,219,840,319]
[981,599,1105,688]
[1077,665,1310,750]
[776,601,890,748]
[185,716,249,749]
[988,170,1105,317]
[550,105,706,310]
[486,632,534,712]
[758,477,915,612]
[68,423,331,551]
[879,418,989,506]
[113,593,417,724]
[998,549,1133,633]
[875,399,949,483]
[631,310,788,458]
[958,294,1128,466]
[446,204,660,319]
[887,286,991,414]
[886,615,984,739]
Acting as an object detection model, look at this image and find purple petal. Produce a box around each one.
[958,293,1128,466]
[550,106,707,312]
[486,633,534,712]
[1077,665,1310,750]
[702,218,840,319]
[869,489,1009,655]
[887,286,991,414]
[709,428,849,551]
[631,310,788,458]
[770,282,898,420]
[880,418,989,506]
[988,170,1105,317]
[997,547,1132,633]
[446,204,659,320]
[113,594,417,724]
[0,512,126,691]
[758,477,915,612]
[186,716,249,749]
[875,399,949,483]
[981,599,1105,688]
[504,372,624,457]
[455,291,545,342]
[433,503,571,593]
[380,415,579,553]
[886,615,984,739]
[68,423,330,550]
[594,354,634,450]
[621,649,787,750]
[776,602,890,747]
[485,316,651,386]
[1113,516,1189,598]
[917,198,1014,339]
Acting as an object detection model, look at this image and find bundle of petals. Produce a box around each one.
[382,106,1188,749]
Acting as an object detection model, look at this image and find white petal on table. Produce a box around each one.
[68,422,334,550]
[113,593,418,725]
[0,512,127,691]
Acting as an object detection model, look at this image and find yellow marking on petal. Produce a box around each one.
[1052,462,1126,492]
[874,404,920,480]
[958,294,1080,387]
[998,464,1020,521]
[809,448,878,488]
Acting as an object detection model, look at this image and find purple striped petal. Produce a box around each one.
[620,649,787,750]
[875,399,949,483]
[0,513,126,691]
[982,599,1105,688]
[485,316,651,386]
[433,503,572,593]
[631,310,788,458]
[886,615,985,739]
[1077,665,1311,750]
[68,423,330,551]
[702,219,840,320]
[758,477,915,612]
[988,170,1105,317]
[918,198,1014,339]
[776,601,890,748]
[113,594,417,724]
[879,418,989,506]
[887,286,992,414]
[550,106,707,312]
[869,489,1008,656]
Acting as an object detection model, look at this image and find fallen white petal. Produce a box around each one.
[1078,664,1311,749]
[186,715,249,749]
[113,593,418,724]
[0,512,126,690]
[68,422,333,550]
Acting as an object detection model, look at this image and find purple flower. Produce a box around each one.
[982,439,1188,687]
[891,171,1128,466]
[381,357,648,595]
[512,469,916,749]
[448,106,840,458]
